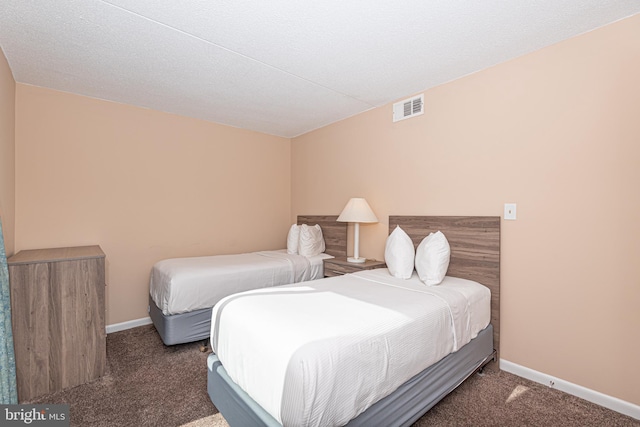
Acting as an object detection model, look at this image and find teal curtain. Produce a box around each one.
[0,218,17,403]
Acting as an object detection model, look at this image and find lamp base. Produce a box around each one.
[347,257,366,263]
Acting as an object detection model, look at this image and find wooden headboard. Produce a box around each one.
[389,216,501,358]
[297,215,347,258]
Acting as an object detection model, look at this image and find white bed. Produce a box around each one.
[206,215,501,426]
[151,250,331,316]
[148,215,347,345]
[210,269,490,427]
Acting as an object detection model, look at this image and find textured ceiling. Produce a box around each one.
[1,1,638,138]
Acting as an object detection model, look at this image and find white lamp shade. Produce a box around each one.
[337,198,378,223]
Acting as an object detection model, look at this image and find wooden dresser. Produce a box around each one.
[7,245,106,402]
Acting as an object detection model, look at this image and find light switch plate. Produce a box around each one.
[504,203,517,220]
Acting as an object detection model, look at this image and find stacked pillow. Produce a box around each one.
[287,224,326,257]
[415,231,450,286]
[384,226,415,279]
[286,224,301,254]
[384,226,450,286]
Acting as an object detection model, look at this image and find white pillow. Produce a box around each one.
[415,231,450,286]
[384,226,415,279]
[298,224,326,257]
[286,224,300,254]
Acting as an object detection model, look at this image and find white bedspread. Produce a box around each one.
[210,269,490,427]
[150,250,330,315]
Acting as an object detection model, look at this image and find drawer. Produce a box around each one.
[323,261,353,277]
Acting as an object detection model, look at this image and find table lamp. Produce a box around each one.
[337,198,378,263]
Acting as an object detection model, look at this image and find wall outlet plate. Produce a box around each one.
[504,203,517,220]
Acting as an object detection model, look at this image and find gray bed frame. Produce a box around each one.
[206,215,501,425]
[150,215,347,346]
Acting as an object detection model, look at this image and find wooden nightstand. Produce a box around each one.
[323,257,386,277]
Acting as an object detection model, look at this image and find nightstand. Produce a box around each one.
[323,257,386,277]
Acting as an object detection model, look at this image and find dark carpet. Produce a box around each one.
[28,325,639,427]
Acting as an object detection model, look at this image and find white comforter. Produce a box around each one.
[150,250,330,315]
[210,269,490,427]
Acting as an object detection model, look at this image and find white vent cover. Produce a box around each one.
[392,94,424,122]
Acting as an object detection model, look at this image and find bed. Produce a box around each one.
[207,216,500,426]
[149,215,347,345]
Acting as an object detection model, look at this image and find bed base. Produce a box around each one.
[148,296,212,346]
[207,324,494,427]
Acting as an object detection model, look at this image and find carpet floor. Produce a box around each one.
[28,325,639,427]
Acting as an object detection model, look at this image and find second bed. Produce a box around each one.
[149,215,347,345]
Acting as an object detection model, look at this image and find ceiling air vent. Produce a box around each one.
[392,94,424,122]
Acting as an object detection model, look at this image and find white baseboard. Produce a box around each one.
[106,316,153,334]
[500,359,640,420]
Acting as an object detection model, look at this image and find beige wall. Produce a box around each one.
[0,48,15,256]
[15,85,291,325]
[292,16,640,406]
